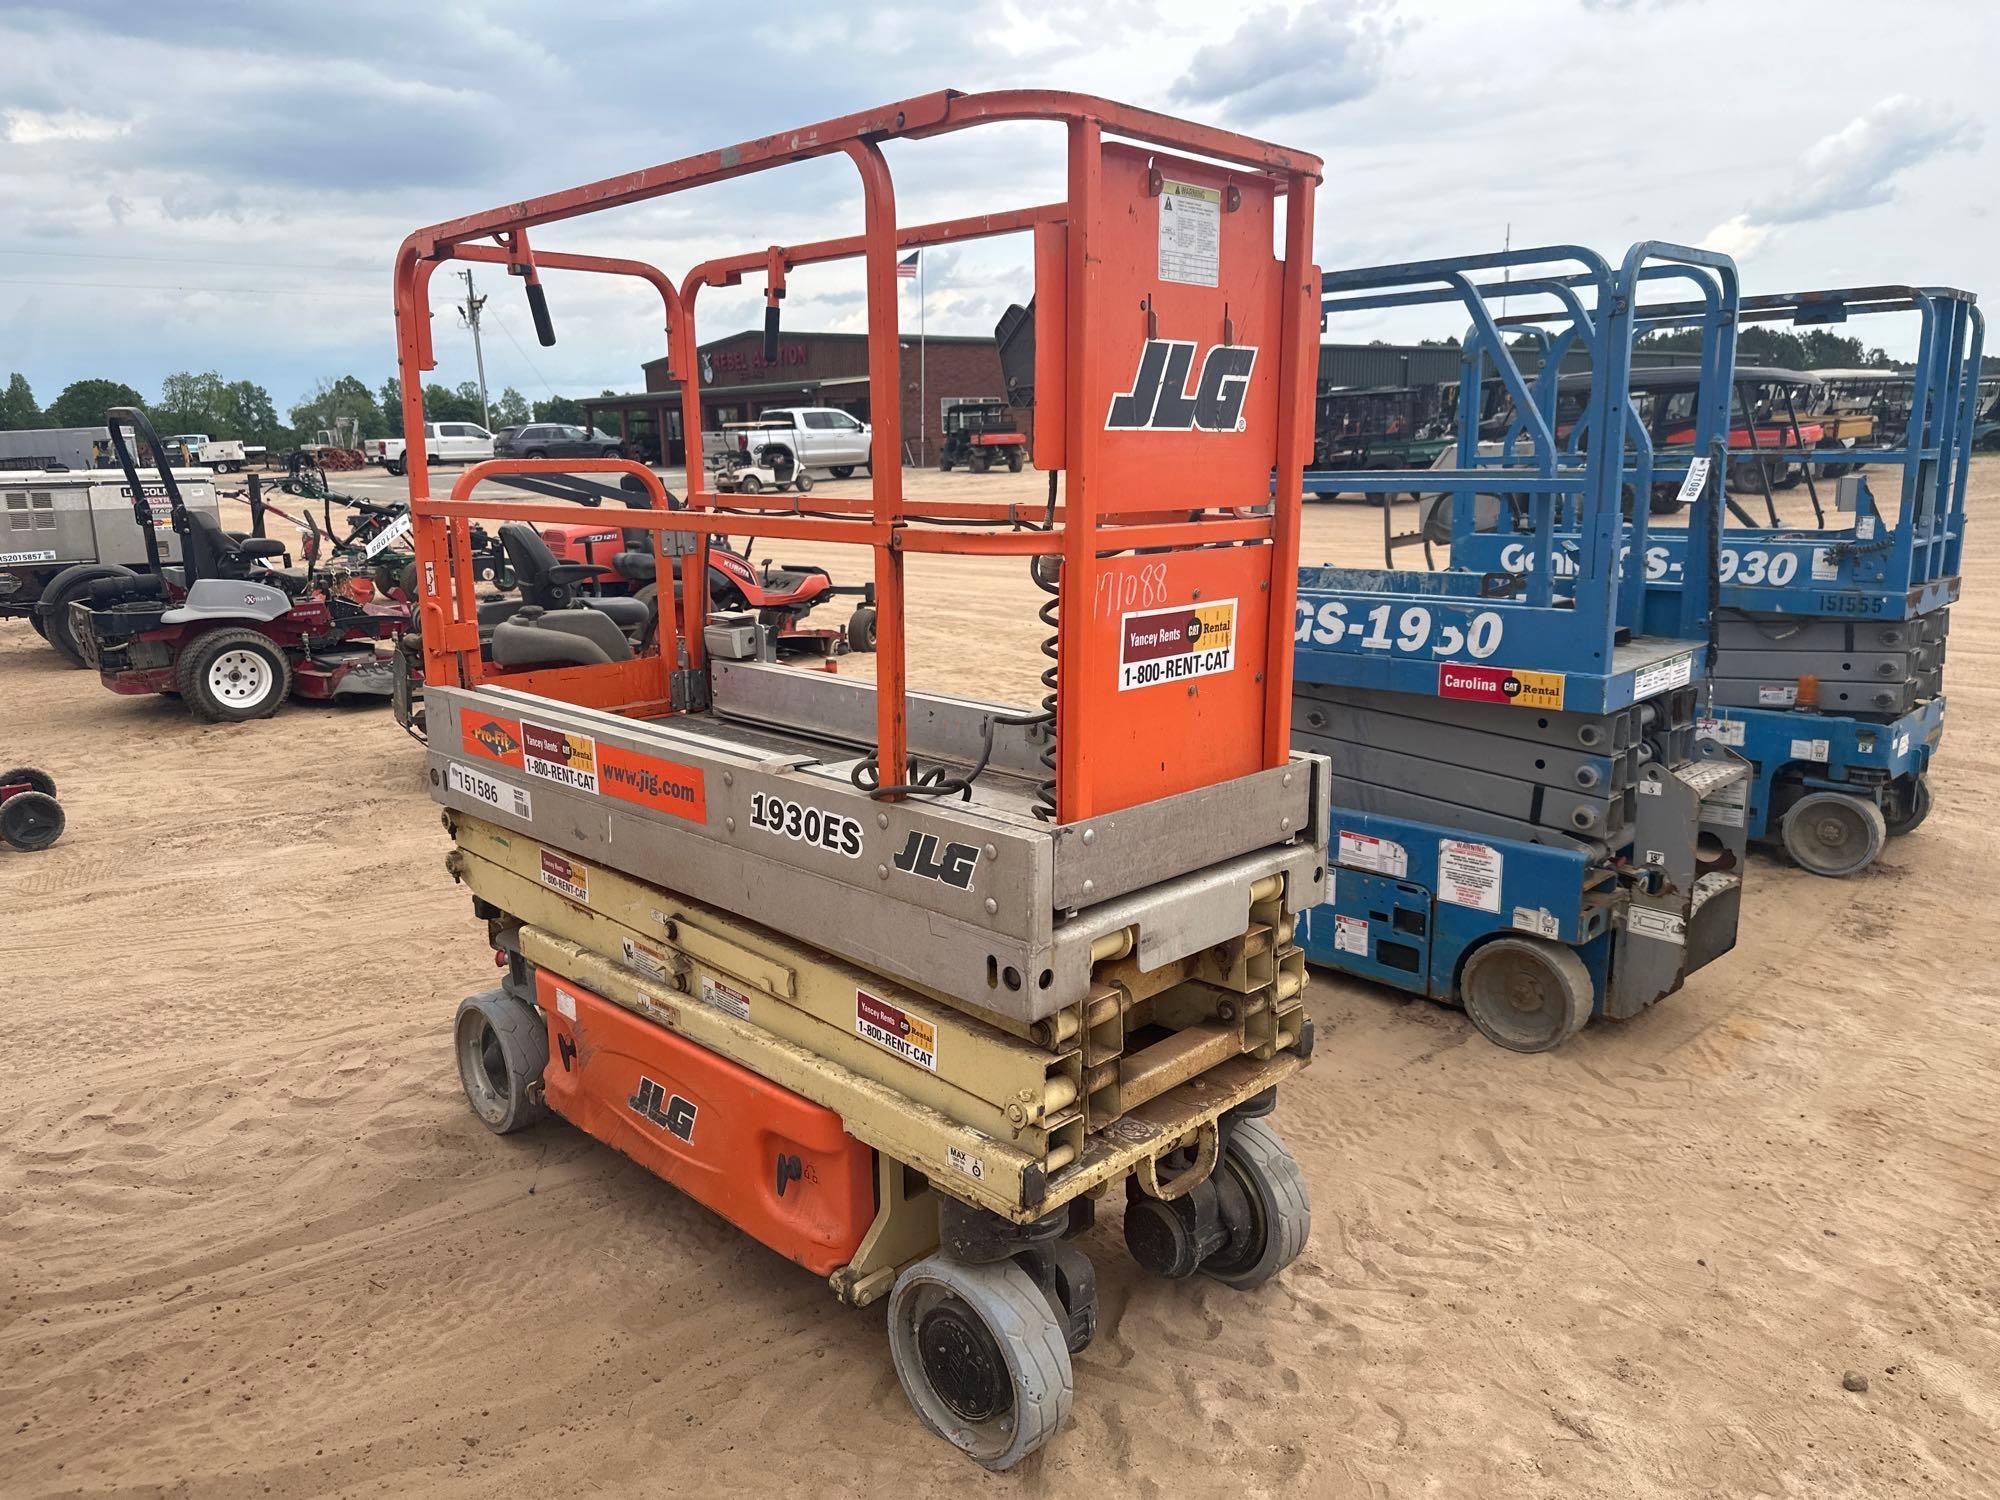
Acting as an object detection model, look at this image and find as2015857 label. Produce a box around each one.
[749,791,863,858]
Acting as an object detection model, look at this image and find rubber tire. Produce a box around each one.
[830,465,855,479]
[29,611,48,639]
[386,460,406,477]
[1007,451,1023,473]
[794,471,814,493]
[1201,1118,1311,1291]
[887,1255,1073,1471]
[180,629,292,722]
[1,767,57,797]
[847,605,877,653]
[1459,936,1593,1053]
[0,790,64,851]
[526,449,547,460]
[40,564,138,666]
[1781,791,1888,877]
[453,989,549,1135]
[937,454,952,472]
[1884,774,1932,837]
[1648,483,1684,516]
[971,453,991,473]
[398,561,420,600]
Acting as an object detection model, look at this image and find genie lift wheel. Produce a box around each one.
[1884,774,1933,838]
[887,1256,1073,1471]
[1781,792,1887,878]
[454,988,550,1135]
[0,791,65,851]
[1459,937,1593,1053]
[1198,1118,1311,1291]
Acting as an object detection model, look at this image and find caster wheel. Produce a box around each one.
[1883,774,1932,837]
[887,1255,1073,1471]
[1781,791,1886,877]
[454,988,549,1135]
[847,605,877,654]
[0,790,64,851]
[0,767,57,797]
[1200,1118,1311,1290]
[1460,936,1593,1053]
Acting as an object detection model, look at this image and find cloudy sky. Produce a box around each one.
[1,0,1992,416]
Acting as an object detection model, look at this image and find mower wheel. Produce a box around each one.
[0,767,57,797]
[1199,1118,1311,1291]
[454,988,549,1135]
[847,604,878,653]
[1782,791,1887,877]
[887,1254,1073,1471]
[0,791,64,852]
[1884,774,1933,837]
[1459,936,1593,1052]
[830,465,855,479]
[180,629,292,722]
[794,471,815,493]
[39,563,137,666]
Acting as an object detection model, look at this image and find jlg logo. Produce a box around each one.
[892,830,980,890]
[1105,339,1258,433]
[627,1076,698,1142]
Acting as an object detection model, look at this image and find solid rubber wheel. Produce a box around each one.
[1201,1117,1311,1291]
[180,629,292,722]
[847,605,877,653]
[453,989,549,1135]
[0,790,64,851]
[739,474,763,494]
[794,471,814,493]
[887,1256,1072,1471]
[1884,774,1932,837]
[0,767,57,797]
[1782,791,1887,877]
[1460,937,1593,1053]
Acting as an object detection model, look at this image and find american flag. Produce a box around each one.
[896,251,919,280]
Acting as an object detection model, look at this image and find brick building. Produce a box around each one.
[585,329,1016,467]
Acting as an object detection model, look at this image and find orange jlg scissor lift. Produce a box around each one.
[398,91,1326,1468]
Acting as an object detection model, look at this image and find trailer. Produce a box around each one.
[0,425,110,473]
[396,90,1326,1468]
[1459,285,1980,876]
[1291,244,1752,1051]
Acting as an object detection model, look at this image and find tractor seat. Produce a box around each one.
[490,606,635,669]
[186,511,285,577]
[497,521,650,632]
[611,550,659,584]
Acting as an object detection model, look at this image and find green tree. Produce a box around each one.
[45,378,146,428]
[491,387,530,427]
[420,382,482,424]
[156,370,230,434]
[290,374,386,444]
[0,372,40,429]
[532,395,585,424]
[379,375,404,437]
[218,380,283,448]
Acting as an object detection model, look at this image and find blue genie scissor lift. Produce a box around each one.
[1456,284,1981,877]
[1291,244,1753,1051]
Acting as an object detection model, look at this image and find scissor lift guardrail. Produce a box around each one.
[1456,284,1980,876]
[1292,244,1751,1051]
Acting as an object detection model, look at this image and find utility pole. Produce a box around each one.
[457,267,491,430]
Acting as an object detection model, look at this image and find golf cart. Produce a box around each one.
[711,422,813,495]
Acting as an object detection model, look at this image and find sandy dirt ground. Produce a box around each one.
[3,460,1997,1499]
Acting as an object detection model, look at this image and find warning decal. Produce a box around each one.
[1438,663,1566,710]
[1118,597,1237,691]
[1696,716,1746,747]
[1438,839,1502,913]
[1158,178,1221,287]
[1633,652,1694,702]
[698,973,751,1022]
[538,849,589,904]
[1338,830,1408,878]
[521,720,599,794]
[855,990,938,1073]
[1334,913,1369,956]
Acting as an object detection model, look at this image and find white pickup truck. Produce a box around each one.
[742,407,872,477]
[164,434,251,472]
[364,421,495,477]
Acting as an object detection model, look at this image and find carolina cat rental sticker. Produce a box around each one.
[1437,663,1566,710]
[1118,598,1237,691]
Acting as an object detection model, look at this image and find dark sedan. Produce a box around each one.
[493,423,625,459]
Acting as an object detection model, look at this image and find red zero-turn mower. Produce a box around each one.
[67,407,410,722]
[0,766,64,851]
[538,478,877,655]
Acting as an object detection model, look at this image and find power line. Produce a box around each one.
[0,275,379,300]
[487,308,558,399]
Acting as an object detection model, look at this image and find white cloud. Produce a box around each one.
[1172,2,1406,123]
[3,108,127,145]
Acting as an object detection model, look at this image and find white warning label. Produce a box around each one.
[1759,685,1798,706]
[1437,839,1502,913]
[1158,178,1221,287]
[1811,547,1839,582]
[699,973,751,1022]
[1512,906,1561,939]
[1337,830,1407,878]
[1696,716,1746,747]
[1334,913,1369,956]
[1790,737,1831,763]
[1633,651,1694,701]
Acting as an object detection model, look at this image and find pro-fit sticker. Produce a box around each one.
[1438,663,1565,710]
[1118,598,1236,691]
[855,990,937,1073]
[538,849,589,903]
[522,720,599,794]
[462,714,524,766]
